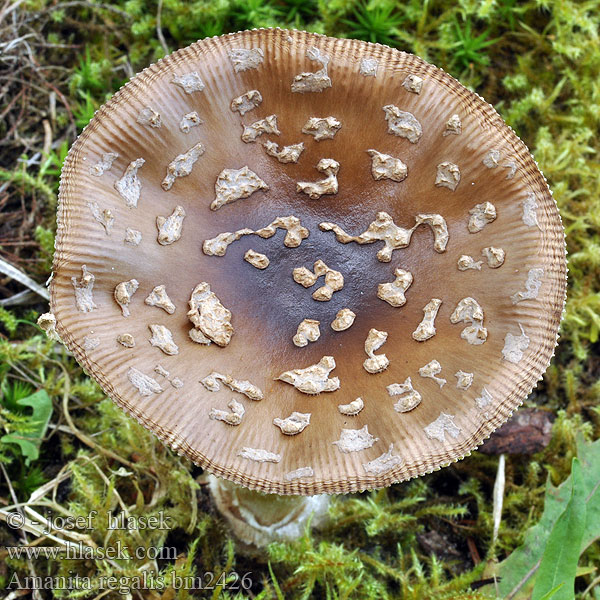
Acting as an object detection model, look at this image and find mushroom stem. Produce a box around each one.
[207,475,329,549]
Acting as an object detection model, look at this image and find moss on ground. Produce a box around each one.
[0,0,599,598]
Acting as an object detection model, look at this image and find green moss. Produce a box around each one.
[2,0,600,597]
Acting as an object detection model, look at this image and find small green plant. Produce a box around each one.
[34,225,56,272]
[38,139,69,196]
[0,380,53,498]
[281,0,318,25]
[493,0,528,31]
[493,436,600,598]
[1,380,53,466]
[193,17,227,39]
[0,307,19,336]
[231,0,284,29]
[69,47,113,96]
[342,0,405,46]
[72,90,99,131]
[449,17,499,71]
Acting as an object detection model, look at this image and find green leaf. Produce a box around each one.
[1,390,53,465]
[538,583,565,600]
[496,436,600,598]
[532,458,586,600]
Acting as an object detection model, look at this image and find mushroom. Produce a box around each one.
[48,29,566,545]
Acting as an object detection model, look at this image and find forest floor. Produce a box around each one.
[0,1,599,598]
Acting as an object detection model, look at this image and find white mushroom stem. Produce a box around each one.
[207,475,329,549]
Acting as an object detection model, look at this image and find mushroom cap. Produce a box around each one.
[51,29,566,494]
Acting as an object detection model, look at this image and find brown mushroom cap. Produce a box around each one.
[51,29,566,494]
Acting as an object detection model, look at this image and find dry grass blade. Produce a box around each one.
[0,255,49,300]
